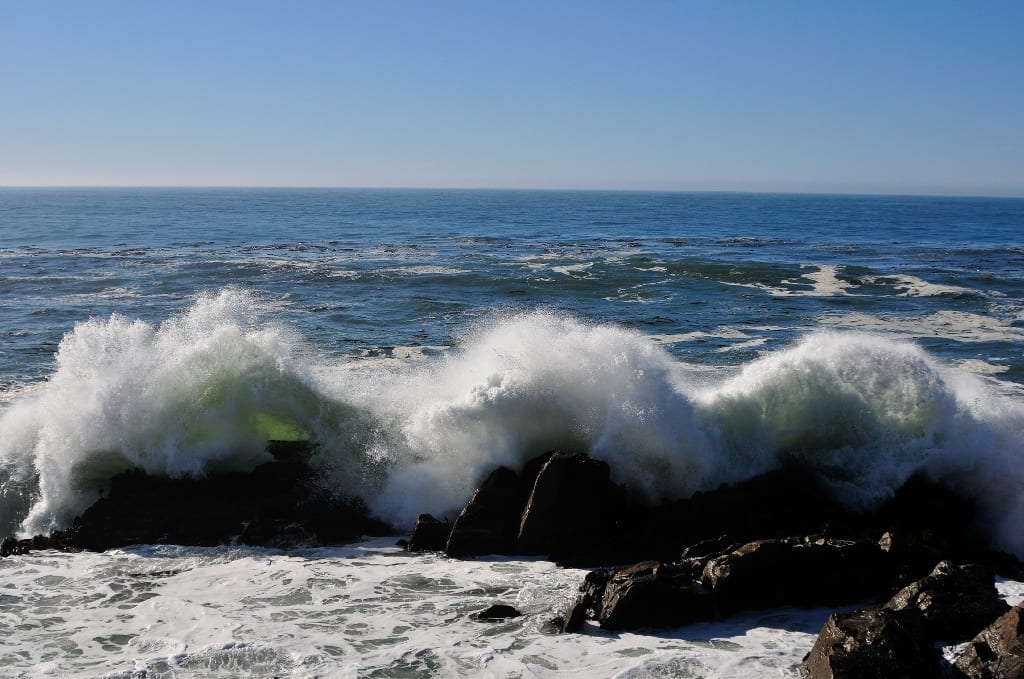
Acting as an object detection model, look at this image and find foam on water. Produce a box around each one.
[2,289,1024,556]
[0,539,835,678]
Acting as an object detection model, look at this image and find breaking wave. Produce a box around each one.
[2,289,1023,555]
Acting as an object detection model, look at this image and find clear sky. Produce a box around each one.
[2,1,1022,195]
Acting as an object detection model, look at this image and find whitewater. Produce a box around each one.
[1,188,1023,676]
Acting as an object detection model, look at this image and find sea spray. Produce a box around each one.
[2,291,1024,556]
[346,310,713,526]
[0,289,379,536]
[695,332,1024,554]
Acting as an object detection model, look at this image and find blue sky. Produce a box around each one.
[2,1,1022,195]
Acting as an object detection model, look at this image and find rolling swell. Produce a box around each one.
[1,289,1022,556]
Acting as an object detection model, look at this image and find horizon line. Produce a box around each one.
[3,184,1024,200]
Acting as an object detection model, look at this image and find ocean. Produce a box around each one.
[1,188,1023,677]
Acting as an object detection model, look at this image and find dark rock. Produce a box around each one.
[870,473,989,576]
[238,519,312,548]
[703,537,888,615]
[597,560,715,630]
[474,604,522,621]
[954,603,1024,679]
[561,600,589,633]
[628,465,855,564]
[801,608,941,679]
[561,536,895,633]
[25,440,395,552]
[445,466,524,558]
[516,452,622,561]
[884,561,1009,642]
[0,536,30,557]
[680,535,739,560]
[574,568,611,619]
[407,514,453,552]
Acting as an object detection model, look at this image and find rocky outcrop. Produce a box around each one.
[562,537,888,632]
[800,561,1013,678]
[516,451,624,562]
[703,537,888,615]
[444,466,524,557]
[954,604,1024,679]
[801,608,941,679]
[427,451,628,561]
[883,561,1009,642]
[1,441,392,554]
[419,451,1021,641]
[406,514,454,553]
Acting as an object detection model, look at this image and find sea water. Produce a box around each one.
[1,188,1023,676]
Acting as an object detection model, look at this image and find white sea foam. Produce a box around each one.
[819,310,1024,344]
[2,291,1024,556]
[0,539,846,678]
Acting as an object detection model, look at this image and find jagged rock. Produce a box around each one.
[406,514,453,552]
[516,451,622,561]
[954,604,1024,679]
[560,600,589,633]
[561,536,893,633]
[870,473,991,580]
[445,467,524,557]
[801,608,941,679]
[884,561,1009,641]
[680,534,739,560]
[703,537,888,615]
[474,604,522,621]
[597,560,715,630]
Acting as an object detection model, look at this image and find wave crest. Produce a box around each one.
[2,294,1023,555]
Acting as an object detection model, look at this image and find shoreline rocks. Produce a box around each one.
[0,440,393,555]
[4,444,1023,676]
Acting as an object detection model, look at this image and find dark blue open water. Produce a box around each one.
[3,188,1023,387]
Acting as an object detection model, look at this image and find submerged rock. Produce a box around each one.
[474,604,522,621]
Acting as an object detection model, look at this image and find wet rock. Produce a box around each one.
[0,536,30,557]
[801,608,941,679]
[516,451,622,561]
[703,537,888,615]
[474,604,522,621]
[597,560,715,630]
[561,536,893,633]
[953,604,1024,679]
[41,441,393,552]
[406,514,453,553]
[560,600,589,633]
[884,561,1009,642]
[870,473,989,580]
[445,467,524,557]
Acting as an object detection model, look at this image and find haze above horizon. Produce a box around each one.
[2,2,1022,197]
